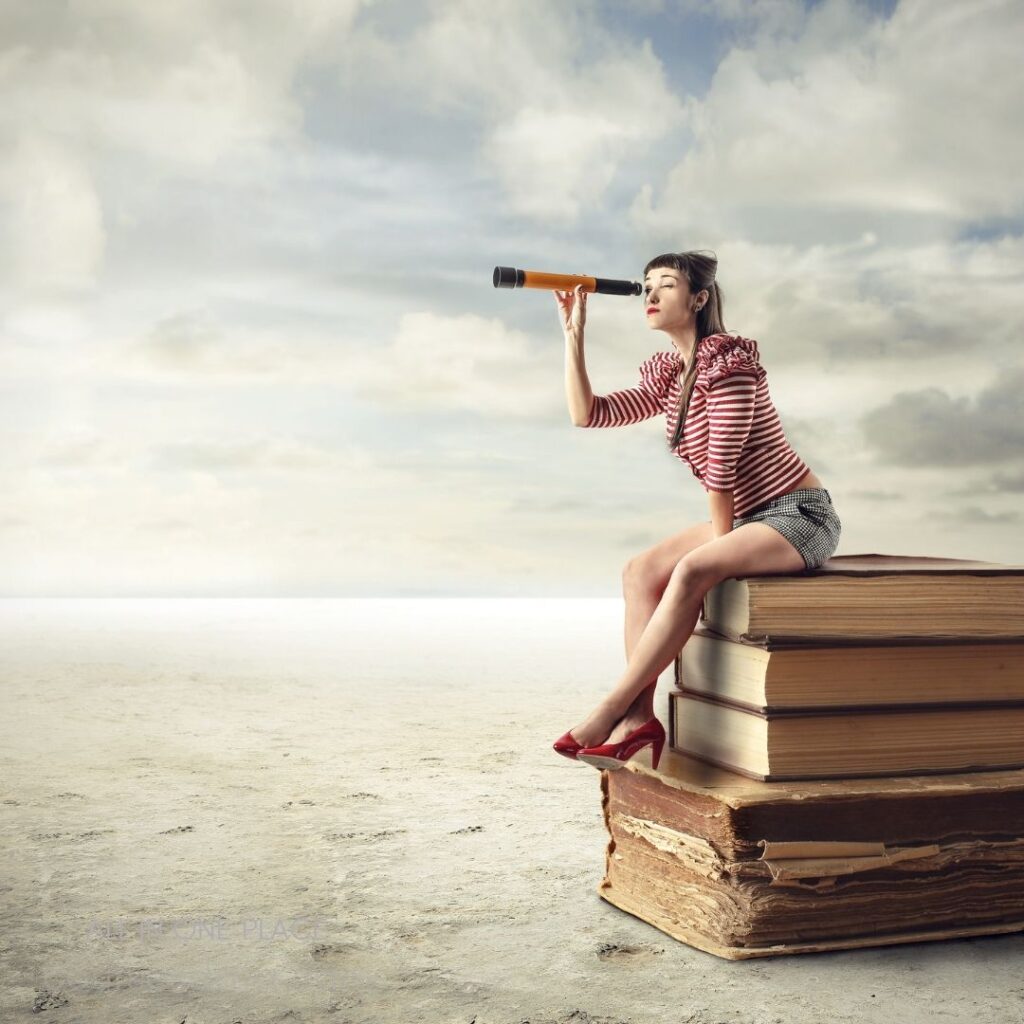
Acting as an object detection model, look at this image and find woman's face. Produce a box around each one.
[643,267,705,332]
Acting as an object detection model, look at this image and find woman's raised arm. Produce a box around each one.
[556,284,595,426]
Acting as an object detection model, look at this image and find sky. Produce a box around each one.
[1,0,1022,597]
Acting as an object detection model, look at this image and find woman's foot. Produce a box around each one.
[566,696,655,749]
[603,709,656,745]
[563,714,616,751]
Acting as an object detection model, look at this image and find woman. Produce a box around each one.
[551,250,841,771]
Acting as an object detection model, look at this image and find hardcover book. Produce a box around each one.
[700,554,1024,641]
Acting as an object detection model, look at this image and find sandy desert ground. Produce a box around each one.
[1,598,1022,1024]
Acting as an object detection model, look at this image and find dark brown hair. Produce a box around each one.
[642,250,728,450]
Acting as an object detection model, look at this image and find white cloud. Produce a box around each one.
[0,0,366,167]
[479,43,684,221]
[0,133,105,295]
[343,0,686,222]
[349,310,557,418]
[0,0,369,305]
[122,309,306,380]
[632,0,1024,240]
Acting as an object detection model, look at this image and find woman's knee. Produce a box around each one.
[668,553,715,594]
[622,552,668,595]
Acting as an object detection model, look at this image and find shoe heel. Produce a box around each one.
[651,735,665,770]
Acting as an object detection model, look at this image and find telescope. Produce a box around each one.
[493,266,642,297]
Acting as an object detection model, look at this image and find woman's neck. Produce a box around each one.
[668,334,698,366]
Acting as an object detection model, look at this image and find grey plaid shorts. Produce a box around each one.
[732,487,841,571]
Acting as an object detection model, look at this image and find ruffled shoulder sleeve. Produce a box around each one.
[696,333,761,386]
[637,350,682,402]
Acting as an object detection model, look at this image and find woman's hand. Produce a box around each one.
[708,490,735,539]
[554,277,588,335]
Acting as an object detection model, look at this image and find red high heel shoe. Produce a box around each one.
[576,716,666,771]
[552,730,585,760]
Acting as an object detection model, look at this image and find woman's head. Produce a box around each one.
[643,250,728,450]
[642,250,726,342]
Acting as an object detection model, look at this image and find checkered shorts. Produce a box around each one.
[732,487,841,571]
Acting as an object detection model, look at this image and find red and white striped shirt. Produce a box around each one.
[582,333,810,517]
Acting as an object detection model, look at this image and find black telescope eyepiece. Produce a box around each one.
[493,266,525,288]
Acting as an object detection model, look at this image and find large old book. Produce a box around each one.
[668,689,1024,781]
[597,750,1024,959]
[700,554,1024,641]
[677,626,1024,709]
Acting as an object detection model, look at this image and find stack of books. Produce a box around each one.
[596,554,1024,959]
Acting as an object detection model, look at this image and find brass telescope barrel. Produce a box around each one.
[493,266,642,297]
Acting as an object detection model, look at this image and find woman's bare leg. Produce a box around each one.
[567,519,715,749]
[606,587,663,742]
[627,588,661,716]
[572,521,808,749]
